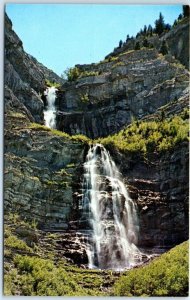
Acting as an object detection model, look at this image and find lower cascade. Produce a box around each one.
[82,144,143,270]
[44,86,57,129]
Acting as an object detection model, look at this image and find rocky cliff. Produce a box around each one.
[5,13,64,123]
[4,11,189,265]
[56,17,189,138]
[105,17,189,69]
[4,13,86,230]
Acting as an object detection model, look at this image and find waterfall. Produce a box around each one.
[44,86,57,129]
[82,143,142,270]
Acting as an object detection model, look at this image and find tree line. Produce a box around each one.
[117,6,189,50]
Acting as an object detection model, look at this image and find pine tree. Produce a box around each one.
[178,13,183,21]
[126,34,130,42]
[147,24,153,36]
[155,13,165,35]
[143,38,149,48]
[160,40,168,55]
[183,5,189,17]
[134,41,140,50]
[165,24,171,31]
[143,25,147,35]
[119,40,123,48]
[173,20,178,27]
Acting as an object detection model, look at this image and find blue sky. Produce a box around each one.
[6,4,182,76]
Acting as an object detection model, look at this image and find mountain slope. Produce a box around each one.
[56,17,189,138]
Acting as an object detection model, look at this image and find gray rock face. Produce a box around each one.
[108,142,189,248]
[4,88,86,229]
[57,49,189,138]
[161,18,189,69]
[4,13,64,123]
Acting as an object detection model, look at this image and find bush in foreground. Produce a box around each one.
[113,241,189,297]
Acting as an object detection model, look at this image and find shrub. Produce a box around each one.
[113,241,189,297]
[79,71,99,78]
[160,40,168,55]
[45,79,61,88]
[12,255,84,296]
[29,123,51,131]
[79,92,90,104]
[98,110,189,156]
[134,42,141,50]
[64,67,80,81]
[5,235,33,253]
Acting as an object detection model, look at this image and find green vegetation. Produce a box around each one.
[79,92,90,104]
[118,50,135,56]
[45,79,61,88]
[134,41,141,50]
[97,111,189,156]
[45,179,69,188]
[28,123,51,131]
[64,67,80,81]
[8,112,27,119]
[99,56,118,64]
[113,241,189,296]
[79,70,99,78]
[4,235,33,253]
[4,213,116,296]
[63,67,100,81]
[56,168,70,176]
[29,123,91,144]
[4,254,112,296]
[49,128,91,144]
[5,255,86,296]
[160,40,168,55]
[111,61,125,69]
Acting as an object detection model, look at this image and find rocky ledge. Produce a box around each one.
[56,49,188,138]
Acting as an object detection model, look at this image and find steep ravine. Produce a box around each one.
[4,11,189,294]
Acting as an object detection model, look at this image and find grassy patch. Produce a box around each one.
[97,111,189,156]
[45,179,69,188]
[29,123,91,144]
[118,50,135,56]
[113,241,189,297]
[111,61,125,68]
[28,123,51,131]
[79,70,100,78]
[5,235,33,253]
[45,79,61,88]
[8,112,27,119]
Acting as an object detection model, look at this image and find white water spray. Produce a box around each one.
[44,86,57,129]
[82,144,142,270]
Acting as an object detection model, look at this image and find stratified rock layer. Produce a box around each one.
[5,13,64,123]
[57,49,188,138]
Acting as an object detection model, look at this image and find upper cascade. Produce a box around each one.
[44,86,57,129]
[82,144,143,270]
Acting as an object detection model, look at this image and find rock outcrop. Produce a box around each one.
[56,19,189,138]
[105,17,189,70]
[109,141,189,248]
[5,13,64,123]
[4,86,86,229]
